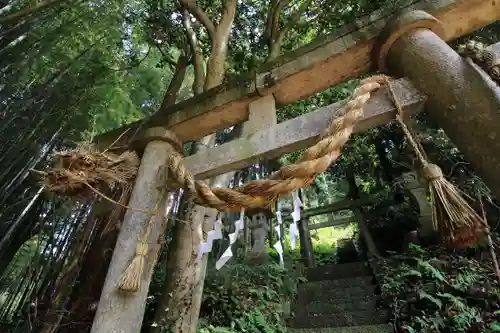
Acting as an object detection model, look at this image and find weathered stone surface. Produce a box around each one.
[298,282,375,304]
[304,296,377,314]
[291,310,389,329]
[247,211,270,265]
[90,141,174,333]
[289,263,391,331]
[386,28,500,200]
[95,0,499,149]
[397,171,434,239]
[288,324,394,333]
[306,262,372,281]
[184,78,425,180]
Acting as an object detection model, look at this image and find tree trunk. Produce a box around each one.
[150,171,234,333]
[149,2,238,332]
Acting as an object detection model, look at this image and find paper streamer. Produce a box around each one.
[273,241,284,266]
[272,201,284,266]
[275,211,282,239]
[196,218,223,261]
[289,191,302,250]
[215,208,245,270]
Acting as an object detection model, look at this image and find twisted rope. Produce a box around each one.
[385,77,484,249]
[166,75,389,212]
[457,40,500,84]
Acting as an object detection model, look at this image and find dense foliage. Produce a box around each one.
[380,244,500,333]
[198,264,297,332]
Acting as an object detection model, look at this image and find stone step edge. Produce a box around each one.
[297,285,376,300]
[305,270,373,281]
[306,263,370,272]
[306,262,370,271]
[297,299,378,313]
[298,276,374,286]
[290,309,390,325]
[287,323,394,333]
[295,294,378,307]
[298,282,375,293]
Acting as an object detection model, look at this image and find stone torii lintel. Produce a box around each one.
[94,0,500,152]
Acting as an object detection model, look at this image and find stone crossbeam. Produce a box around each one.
[184,78,426,179]
[95,0,499,150]
[308,218,352,230]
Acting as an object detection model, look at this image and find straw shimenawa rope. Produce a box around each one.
[117,73,485,293]
[117,76,387,293]
[457,40,500,84]
[166,75,389,212]
[31,145,140,201]
[118,187,168,292]
[384,77,485,249]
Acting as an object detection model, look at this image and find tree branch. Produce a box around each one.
[182,10,205,95]
[272,0,290,41]
[204,0,237,90]
[155,45,178,68]
[159,54,190,109]
[179,0,215,41]
[263,0,278,43]
[267,0,312,61]
[218,0,237,41]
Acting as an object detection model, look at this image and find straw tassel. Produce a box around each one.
[118,241,148,292]
[385,77,485,248]
[118,188,166,292]
[422,163,485,248]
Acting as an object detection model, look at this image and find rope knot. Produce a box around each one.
[422,163,443,181]
[136,243,148,256]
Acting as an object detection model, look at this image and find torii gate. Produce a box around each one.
[90,1,500,333]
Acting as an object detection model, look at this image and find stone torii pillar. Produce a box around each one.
[90,128,182,333]
[376,10,500,199]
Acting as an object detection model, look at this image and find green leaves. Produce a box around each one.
[418,290,442,309]
[197,263,294,332]
[379,247,500,333]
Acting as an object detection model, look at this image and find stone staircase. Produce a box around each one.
[288,262,393,333]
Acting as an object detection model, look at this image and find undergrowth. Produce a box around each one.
[197,263,297,332]
[380,244,500,333]
[288,243,336,266]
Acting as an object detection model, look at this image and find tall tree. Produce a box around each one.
[147,0,355,331]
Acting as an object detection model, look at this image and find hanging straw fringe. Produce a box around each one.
[118,188,167,292]
[384,77,485,248]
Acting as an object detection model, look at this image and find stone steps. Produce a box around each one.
[289,262,392,333]
[297,278,375,303]
[287,324,394,333]
[291,309,389,328]
[303,295,377,314]
[306,262,372,281]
